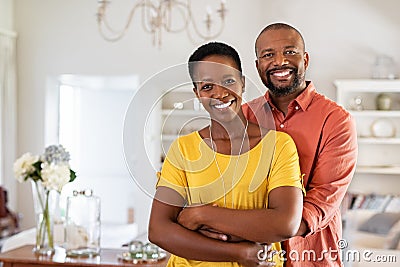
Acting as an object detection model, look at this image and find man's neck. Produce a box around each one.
[269,82,308,116]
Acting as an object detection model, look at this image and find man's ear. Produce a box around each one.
[304,52,310,70]
[241,76,246,92]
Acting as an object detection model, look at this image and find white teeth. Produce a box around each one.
[273,70,290,77]
[214,101,232,109]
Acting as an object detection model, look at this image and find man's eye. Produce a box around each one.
[260,52,273,58]
[285,50,297,55]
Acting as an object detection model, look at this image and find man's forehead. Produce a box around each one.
[257,29,303,48]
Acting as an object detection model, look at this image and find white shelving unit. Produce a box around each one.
[334,79,400,195]
[161,109,208,117]
[160,86,210,161]
[336,80,400,267]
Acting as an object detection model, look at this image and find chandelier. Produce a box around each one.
[96,0,227,47]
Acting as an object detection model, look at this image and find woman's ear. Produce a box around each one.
[193,86,200,98]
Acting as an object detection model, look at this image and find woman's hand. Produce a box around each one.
[236,242,277,267]
[198,227,246,242]
[178,204,247,242]
[198,227,229,241]
[177,204,210,230]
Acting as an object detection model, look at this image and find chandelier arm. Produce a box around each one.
[184,21,225,45]
[186,7,225,40]
[96,0,227,46]
[97,1,146,41]
[162,0,191,33]
[141,1,158,34]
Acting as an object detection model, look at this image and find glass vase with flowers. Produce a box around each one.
[14,145,76,255]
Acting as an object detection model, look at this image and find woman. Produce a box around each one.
[148,42,304,267]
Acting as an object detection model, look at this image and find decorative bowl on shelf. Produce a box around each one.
[371,118,396,138]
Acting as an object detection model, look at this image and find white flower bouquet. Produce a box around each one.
[14,144,76,192]
[13,144,76,255]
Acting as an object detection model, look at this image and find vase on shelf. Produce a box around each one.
[31,180,59,255]
[376,93,392,111]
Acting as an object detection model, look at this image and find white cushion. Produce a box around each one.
[384,219,400,249]
[345,210,378,229]
[358,212,400,235]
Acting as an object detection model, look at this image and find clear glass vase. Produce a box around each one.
[65,189,101,257]
[31,180,59,255]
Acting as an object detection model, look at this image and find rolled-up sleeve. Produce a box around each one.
[302,112,357,235]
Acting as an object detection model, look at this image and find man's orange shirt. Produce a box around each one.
[243,81,358,266]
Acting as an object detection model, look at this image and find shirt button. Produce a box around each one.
[280,124,284,128]
[295,106,299,110]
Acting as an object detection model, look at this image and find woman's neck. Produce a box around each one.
[209,117,249,155]
[209,115,248,140]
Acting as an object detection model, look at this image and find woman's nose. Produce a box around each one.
[212,83,229,99]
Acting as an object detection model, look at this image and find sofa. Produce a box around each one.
[342,210,400,267]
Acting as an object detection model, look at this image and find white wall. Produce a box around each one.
[262,0,400,100]
[0,0,17,213]
[11,0,400,232]
[0,0,13,30]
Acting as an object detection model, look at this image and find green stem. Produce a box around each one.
[34,181,53,249]
[34,182,45,247]
[44,190,53,248]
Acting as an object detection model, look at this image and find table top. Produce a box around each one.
[0,245,168,267]
[1,223,139,253]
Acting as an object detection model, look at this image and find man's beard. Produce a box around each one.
[264,68,304,97]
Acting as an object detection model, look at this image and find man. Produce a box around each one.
[242,23,358,266]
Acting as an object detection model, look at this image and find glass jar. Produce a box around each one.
[143,242,160,261]
[65,189,101,257]
[128,240,144,259]
[372,55,397,79]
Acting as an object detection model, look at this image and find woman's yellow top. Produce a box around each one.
[157,130,304,267]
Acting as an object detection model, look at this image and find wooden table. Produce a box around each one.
[0,245,169,267]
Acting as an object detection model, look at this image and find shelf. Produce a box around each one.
[356,165,400,175]
[358,137,400,144]
[335,79,400,197]
[161,134,178,141]
[349,110,400,117]
[161,109,209,116]
[334,79,400,92]
[162,86,193,93]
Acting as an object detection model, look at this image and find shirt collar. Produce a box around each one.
[263,81,316,111]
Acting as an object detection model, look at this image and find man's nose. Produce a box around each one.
[273,53,288,66]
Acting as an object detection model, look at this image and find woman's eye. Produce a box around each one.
[222,79,236,86]
[201,83,213,90]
